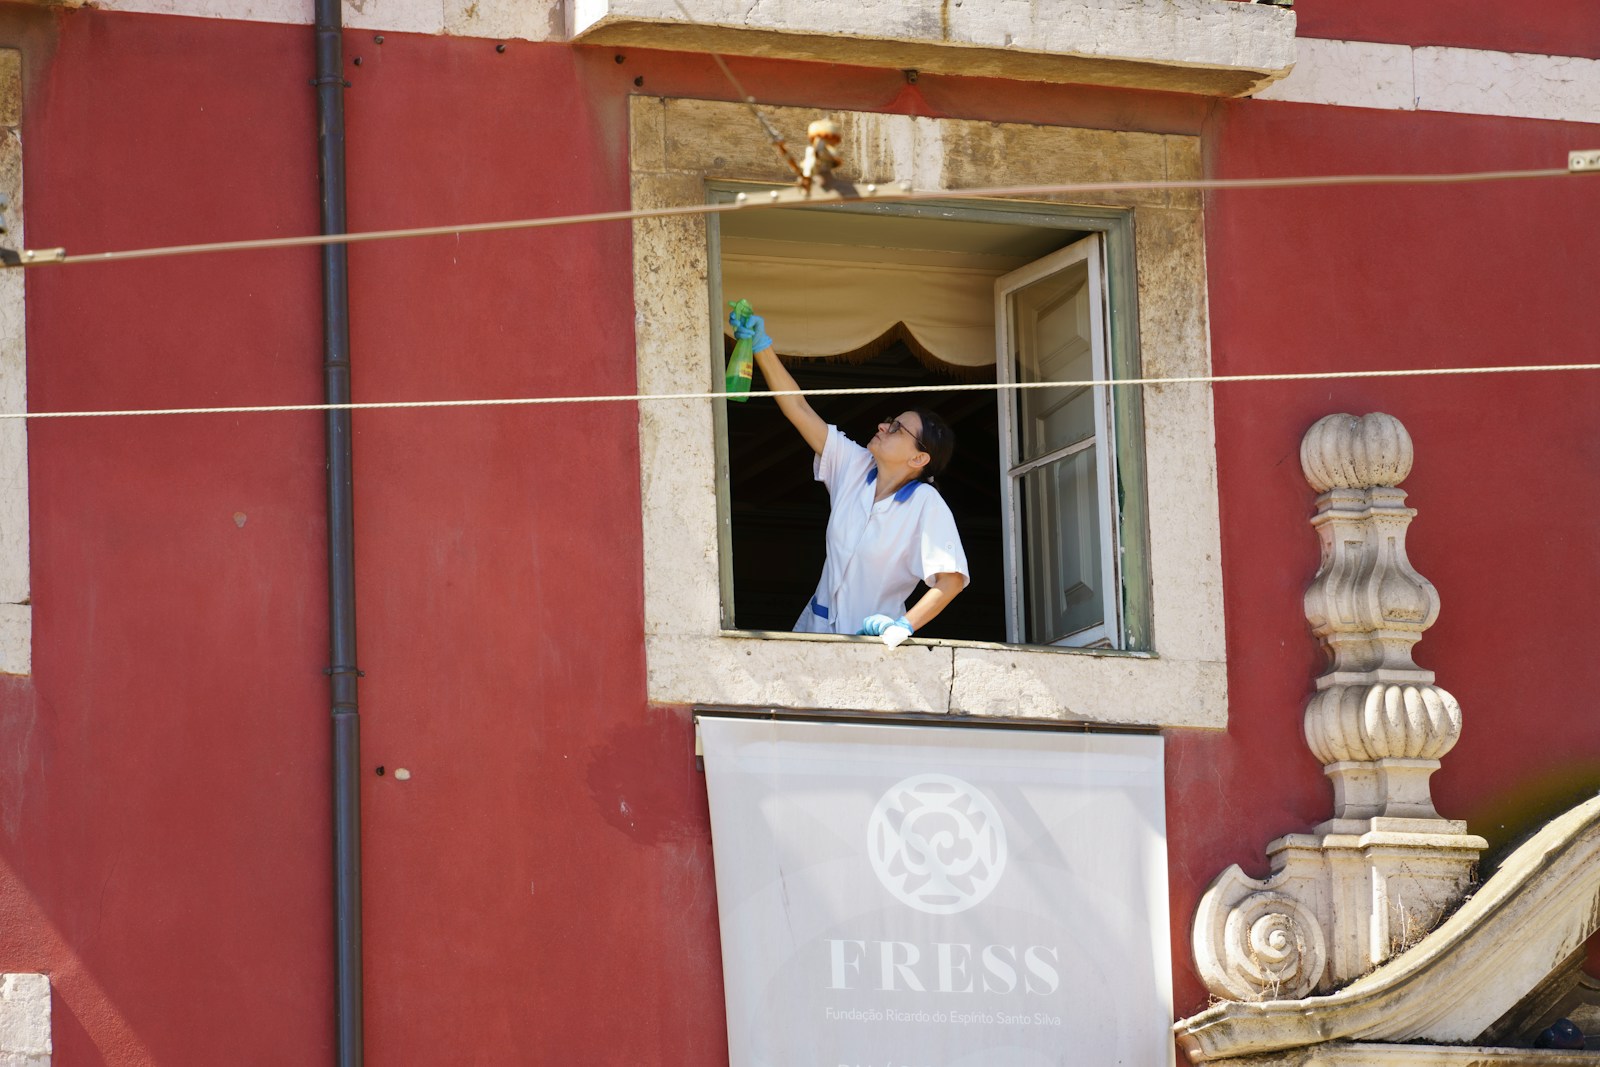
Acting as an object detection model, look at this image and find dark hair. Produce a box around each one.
[910,407,955,485]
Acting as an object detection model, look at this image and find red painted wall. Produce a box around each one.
[1296,0,1600,59]
[0,6,1596,1064]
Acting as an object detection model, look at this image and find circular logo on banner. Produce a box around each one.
[867,774,1007,915]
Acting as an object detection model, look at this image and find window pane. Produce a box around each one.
[1019,447,1103,644]
[1011,259,1095,464]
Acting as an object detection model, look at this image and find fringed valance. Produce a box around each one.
[720,252,1002,368]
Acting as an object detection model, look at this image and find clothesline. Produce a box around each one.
[5,164,1584,269]
[2,360,1596,420]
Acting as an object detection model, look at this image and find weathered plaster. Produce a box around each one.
[631,97,1225,727]
[442,0,563,44]
[949,646,1224,726]
[1252,38,1415,112]
[1255,38,1600,125]
[0,50,28,677]
[1414,47,1600,124]
[0,974,49,1067]
[575,0,1295,96]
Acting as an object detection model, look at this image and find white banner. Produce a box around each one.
[699,717,1173,1067]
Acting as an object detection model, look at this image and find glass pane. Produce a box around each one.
[1010,258,1095,464]
[1019,447,1103,644]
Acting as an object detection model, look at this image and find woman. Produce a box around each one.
[733,308,969,647]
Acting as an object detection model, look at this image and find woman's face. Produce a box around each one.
[870,411,927,466]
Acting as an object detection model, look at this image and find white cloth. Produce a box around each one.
[794,426,970,635]
[722,251,1001,368]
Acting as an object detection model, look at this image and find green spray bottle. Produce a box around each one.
[725,298,756,402]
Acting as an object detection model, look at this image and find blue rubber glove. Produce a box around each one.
[858,614,913,637]
[729,309,774,353]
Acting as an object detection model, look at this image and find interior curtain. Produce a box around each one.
[721,253,1002,368]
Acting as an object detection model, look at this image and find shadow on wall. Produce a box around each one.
[1458,766,1600,975]
[1468,766,1600,875]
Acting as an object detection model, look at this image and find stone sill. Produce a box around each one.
[723,627,1158,658]
[646,630,1225,728]
[570,0,1296,97]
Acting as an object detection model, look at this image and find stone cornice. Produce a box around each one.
[572,0,1296,97]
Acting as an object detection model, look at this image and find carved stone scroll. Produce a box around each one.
[1178,795,1600,1063]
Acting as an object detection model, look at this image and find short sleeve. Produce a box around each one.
[813,424,872,496]
[917,495,970,589]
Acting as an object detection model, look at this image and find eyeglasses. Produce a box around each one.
[881,416,928,452]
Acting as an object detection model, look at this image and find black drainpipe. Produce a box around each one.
[313,2,363,1065]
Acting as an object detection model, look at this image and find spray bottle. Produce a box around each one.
[725,299,757,402]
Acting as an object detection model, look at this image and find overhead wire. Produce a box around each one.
[4,360,1598,420]
[7,165,1585,269]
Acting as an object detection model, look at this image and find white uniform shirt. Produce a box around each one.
[794,425,970,635]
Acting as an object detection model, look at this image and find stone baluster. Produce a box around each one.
[1191,413,1485,1001]
[1300,412,1456,828]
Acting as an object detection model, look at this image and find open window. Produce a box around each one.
[712,194,1148,651]
[997,234,1120,648]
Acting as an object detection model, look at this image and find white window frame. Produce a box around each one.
[996,234,1122,648]
[630,97,1227,729]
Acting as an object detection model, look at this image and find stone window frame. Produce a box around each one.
[631,97,1225,728]
[0,49,27,678]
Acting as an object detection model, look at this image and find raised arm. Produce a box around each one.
[753,344,828,455]
[733,309,828,455]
